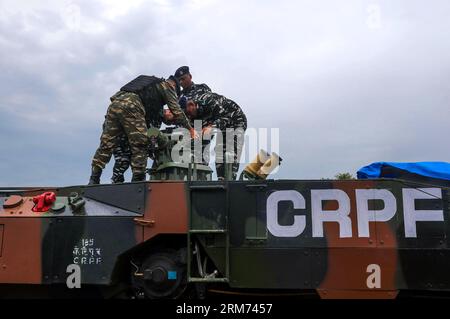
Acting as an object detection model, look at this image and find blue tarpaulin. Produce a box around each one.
[357,162,450,181]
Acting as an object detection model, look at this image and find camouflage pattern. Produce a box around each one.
[91,92,148,176]
[0,168,449,298]
[190,178,450,299]
[180,82,211,103]
[168,83,212,166]
[107,80,194,183]
[110,132,162,183]
[111,134,132,183]
[5,103,450,299]
[155,81,193,130]
[194,92,247,131]
[193,92,247,179]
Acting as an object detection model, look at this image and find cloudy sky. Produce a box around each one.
[0,0,449,186]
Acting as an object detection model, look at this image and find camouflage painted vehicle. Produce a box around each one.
[0,130,449,299]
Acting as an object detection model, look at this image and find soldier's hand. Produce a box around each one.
[189,128,200,140]
[202,125,213,136]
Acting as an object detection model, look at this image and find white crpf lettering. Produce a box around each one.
[356,189,397,237]
[267,190,306,237]
[403,188,444,238]
[311,189,352,238]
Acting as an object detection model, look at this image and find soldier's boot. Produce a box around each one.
[131,172,146,182]
[88,166,103,185]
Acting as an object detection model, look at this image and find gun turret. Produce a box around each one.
[146,127,213,181]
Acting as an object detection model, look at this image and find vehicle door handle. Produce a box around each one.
[134,218,155,227]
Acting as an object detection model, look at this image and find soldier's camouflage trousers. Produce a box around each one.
[215,127,246,180]
[112,123,169,183]
[111,134,132,183]
[91,95,148,176]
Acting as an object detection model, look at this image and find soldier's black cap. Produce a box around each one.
[174,66,190,78]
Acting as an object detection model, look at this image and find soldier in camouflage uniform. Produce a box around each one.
[175,66,213,166]
[186,92,247,180]
[174,66,211,102]
[110,110,177,184]
[110,134,132,183]
[90,75,197,185]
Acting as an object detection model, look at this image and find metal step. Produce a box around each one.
[188,183,230,283]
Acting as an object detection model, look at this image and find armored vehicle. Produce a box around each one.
[0,129,449,299]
